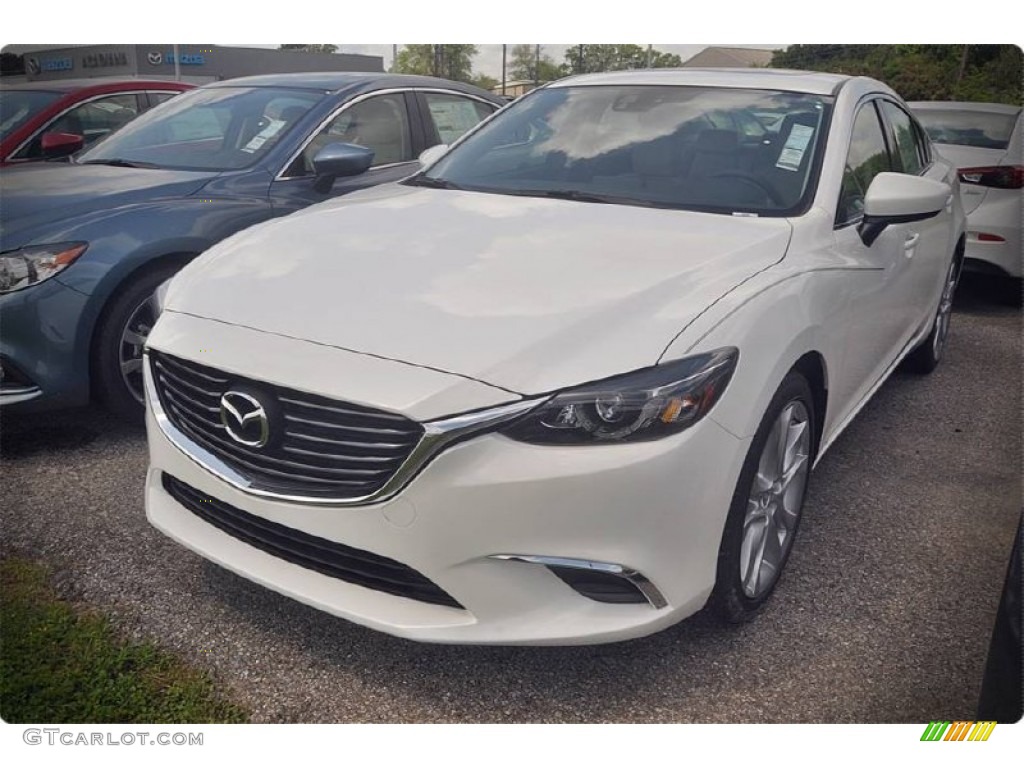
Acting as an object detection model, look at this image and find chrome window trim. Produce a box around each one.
[9,89,177,160]
[489,554,668,609]
[145,351,543,507]
[274,87,498,181]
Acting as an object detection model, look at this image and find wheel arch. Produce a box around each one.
[87,251,198,400]
[791,351,828,461]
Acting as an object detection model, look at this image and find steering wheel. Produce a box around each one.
[708,171,785,206]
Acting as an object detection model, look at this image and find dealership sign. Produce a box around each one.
[26,57,73,75]
[82,51,129,69]
[147,51,206,66]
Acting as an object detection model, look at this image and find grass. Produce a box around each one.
[0,557,247,723]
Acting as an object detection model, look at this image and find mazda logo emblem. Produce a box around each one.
[147,52,163,66]
[220,391,270,447]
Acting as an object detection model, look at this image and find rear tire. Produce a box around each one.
[904,255,961,375]
[93,263,182,421]
[709,371,816,623]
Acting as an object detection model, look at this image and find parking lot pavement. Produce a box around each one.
[1,275,1020,723]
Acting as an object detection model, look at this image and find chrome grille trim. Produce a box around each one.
[146,350,544,507]
[151,351,421,499]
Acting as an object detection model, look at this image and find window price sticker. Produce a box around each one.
[776,123,814,171]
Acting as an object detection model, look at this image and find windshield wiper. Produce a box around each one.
[404,175,464,190]
[503,188,660,208]
[79,158,160,169]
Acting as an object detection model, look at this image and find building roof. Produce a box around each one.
[681,47,777,69]
[552,68,851,96]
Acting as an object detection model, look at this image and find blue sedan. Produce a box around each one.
[0,72,501,417]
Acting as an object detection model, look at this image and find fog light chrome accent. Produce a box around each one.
[490,554,667,609]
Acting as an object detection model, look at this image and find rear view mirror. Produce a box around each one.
[311,142,375,193]
[41,132,85,159]
[858,172,951,246]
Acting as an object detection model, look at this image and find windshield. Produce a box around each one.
[78,86,322,171]
[913,109,1019,150]
[414,85,832,215]
[0,90,61,140]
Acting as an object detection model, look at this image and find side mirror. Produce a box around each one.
[311,142,374,193]
[41,132,85,159]
[858,172,950,247]
[418,144,449,167]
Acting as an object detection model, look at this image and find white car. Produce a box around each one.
[144,69,965,645]
[910,101,1022,280]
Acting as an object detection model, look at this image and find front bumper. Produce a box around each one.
[144,324,748,645]
[0,278,91,411]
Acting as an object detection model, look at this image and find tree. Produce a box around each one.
[563,44,682,75]
[278,44,338,54]
[0,51,25,76]
[469,73,499,91]
[771,44,1021,104]
[393,45,478,83]
[508,44,564,83]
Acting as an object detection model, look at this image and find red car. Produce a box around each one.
[0,78,193,165]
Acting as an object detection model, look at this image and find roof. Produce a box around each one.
[550,68,851,96]
[205,72,498,101]
[908,101,1021,115]
[682,47,777,68]
[1,77,191,93]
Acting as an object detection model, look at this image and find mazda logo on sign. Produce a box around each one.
[220,391,270,447]
[147,51,163,66]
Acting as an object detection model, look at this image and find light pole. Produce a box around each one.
[502,44,507,96]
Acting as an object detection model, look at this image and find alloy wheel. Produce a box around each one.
[932,260,959,361]
[118,290,159,404]
[739,400,811,599]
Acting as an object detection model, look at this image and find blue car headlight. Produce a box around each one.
[0,242,88,294]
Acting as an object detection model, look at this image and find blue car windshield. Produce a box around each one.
[78,86,322,171]
[0,90,61,139]
[415,85,832,215]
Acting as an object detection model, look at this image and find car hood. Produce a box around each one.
[0,162,217,244]
[166,185,792,395]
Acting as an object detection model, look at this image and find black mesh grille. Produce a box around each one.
[150,351,424,500]
[547,565,647,604]
[162,473,462,609]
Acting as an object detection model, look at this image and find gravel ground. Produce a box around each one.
[2,275,1020,723]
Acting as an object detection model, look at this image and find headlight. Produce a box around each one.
[501,347,738,445]
[0,242,88,294]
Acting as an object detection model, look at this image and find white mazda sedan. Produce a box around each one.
[144,69,966,645]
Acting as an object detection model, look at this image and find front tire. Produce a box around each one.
[93,263,181,421]
[709,371,816,623]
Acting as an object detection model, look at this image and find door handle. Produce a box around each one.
[903,232,920,256]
